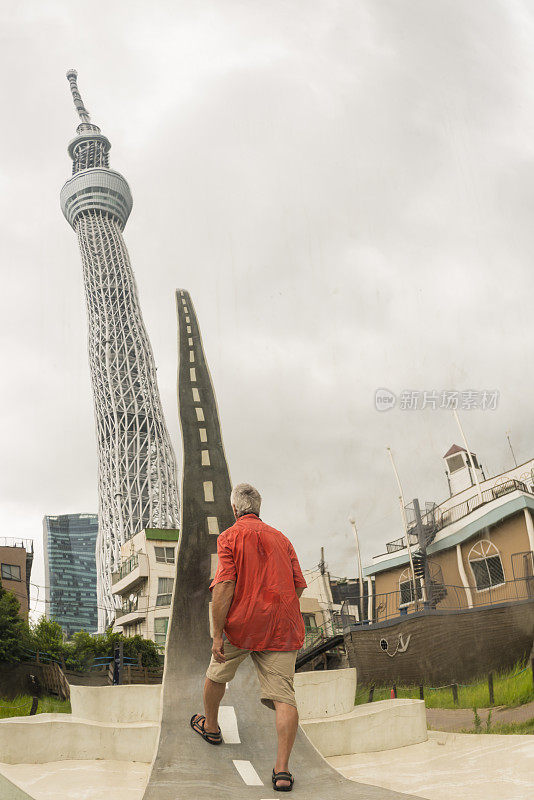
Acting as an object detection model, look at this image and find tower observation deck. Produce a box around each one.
[60,70,180,631]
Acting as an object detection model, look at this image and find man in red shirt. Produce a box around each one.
[190,483,307,792]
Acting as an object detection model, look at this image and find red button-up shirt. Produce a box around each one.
[209,514,307,651]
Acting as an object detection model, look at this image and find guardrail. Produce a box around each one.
[341,577,534,626]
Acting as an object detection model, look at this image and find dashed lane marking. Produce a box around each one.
[192,388,200,401]
[207,516,219,535]
[196,407,205,421]
[190,368,196,382]
[232,761,263,786]
[219,706,240,744]
[201,449,210,466]
[203,481,214,502]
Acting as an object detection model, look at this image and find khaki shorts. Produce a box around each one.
[206,641,298,710]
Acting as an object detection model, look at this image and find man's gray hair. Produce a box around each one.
[230,483,262,517]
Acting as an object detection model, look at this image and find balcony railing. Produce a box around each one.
[112,554,139,584]
[341,575,534,627]
[385,479,531,554]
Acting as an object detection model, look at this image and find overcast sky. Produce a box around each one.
[2,0,534,619]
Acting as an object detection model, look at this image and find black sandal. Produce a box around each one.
[190,714,223,745]
[272,769,294,792]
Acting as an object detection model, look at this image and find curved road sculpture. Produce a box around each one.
[143,290,416,799]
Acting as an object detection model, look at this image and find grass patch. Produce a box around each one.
[0,695,71,719]
[461,717,534,735]
[356,661,533,709]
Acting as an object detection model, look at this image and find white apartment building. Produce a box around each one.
[111,528,179,651]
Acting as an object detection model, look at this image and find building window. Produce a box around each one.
[154,546,175,564]
[399,569,423,606]
[468,540,505,591]
[1,564,21,581]
[156,578,174,606]
[302,612,317,631]
[154,617,169,648]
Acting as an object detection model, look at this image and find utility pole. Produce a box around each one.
[319,547,333,635]
[348,518,365,623]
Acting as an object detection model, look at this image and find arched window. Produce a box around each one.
[399,568,423,606]
[468,540,505,591]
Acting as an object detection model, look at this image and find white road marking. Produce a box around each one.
[187,325,191,333]
[188,337,193,346]
[210,553,218,578]
[186,316,190,323]
[199,428,207,442]
[233,761,263,786]
[180,290,184,296]
[196,407,205,421]
[184,306,189,312]
[219,706,241,744]
[201,449,210,466]
[203,481,214,502]
[189,351,195,362]
[192,388,200,402]
[207,516,219,535]
[190,368,196,382]
[181,298,186,304]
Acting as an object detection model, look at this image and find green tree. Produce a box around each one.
[0,586,27,662]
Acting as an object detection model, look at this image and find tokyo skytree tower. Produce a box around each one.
[60,71,180,631]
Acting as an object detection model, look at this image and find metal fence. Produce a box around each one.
[341,577,534,627]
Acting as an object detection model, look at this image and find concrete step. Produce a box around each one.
[0,714,158,764]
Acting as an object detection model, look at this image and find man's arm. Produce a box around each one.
[296,587,305,599]
[211,580,236,663]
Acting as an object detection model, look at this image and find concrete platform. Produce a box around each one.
[328,730,534,800]
[0,714,158,763]
[0,761,151,800]
[301,698,427,757]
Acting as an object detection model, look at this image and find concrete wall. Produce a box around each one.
[70,684,162,723]
[295,668,356,720]
[0,714,158,764]
[301,699,427,757]
[345,600,534,685]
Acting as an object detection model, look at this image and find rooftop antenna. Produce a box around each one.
[348,517,365,622]
[506,431,518,468]
[66,69,91,123]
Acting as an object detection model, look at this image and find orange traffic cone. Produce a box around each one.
[390,687,396,699]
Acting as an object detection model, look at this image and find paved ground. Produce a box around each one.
[426,700,534,732]
[0,761,151,800]
[329,731,534,800]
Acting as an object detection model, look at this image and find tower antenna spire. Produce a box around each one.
[66,69,91,123]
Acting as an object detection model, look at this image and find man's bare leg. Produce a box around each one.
[273,701,299,789]
[204,678,226,733]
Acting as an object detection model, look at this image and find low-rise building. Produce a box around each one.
[112,529,179,652]
[363,446,534,621]
[0,538,34,620]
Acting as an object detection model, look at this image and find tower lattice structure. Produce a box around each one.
[60,70,180,631]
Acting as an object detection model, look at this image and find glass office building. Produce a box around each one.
[43,513,99,637]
